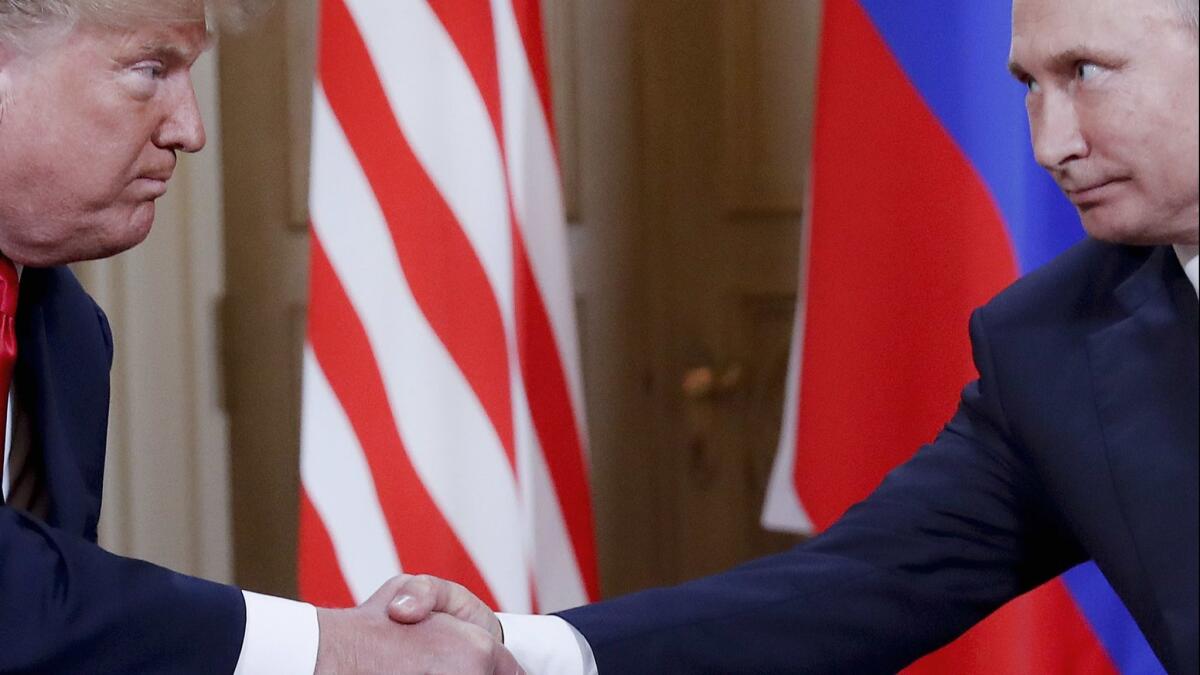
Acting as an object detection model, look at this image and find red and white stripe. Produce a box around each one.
[299,0,597,614]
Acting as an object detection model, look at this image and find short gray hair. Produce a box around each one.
[0,0,268,50]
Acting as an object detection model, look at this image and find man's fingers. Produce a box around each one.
[413,576,502,640]
[386,575,439,623]
[381,574,503,645]
[386,593,431,623]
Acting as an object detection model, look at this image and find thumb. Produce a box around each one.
[386,592,435,623]
[384,575,439,623]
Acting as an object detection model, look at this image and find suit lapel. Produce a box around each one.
[1087,245,1199,655]
[15,267,110,541]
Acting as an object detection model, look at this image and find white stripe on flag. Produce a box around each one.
[310,87,531,612]
[762,176,816,535]
[341,0,515,325]
[528,435,589,611]
[761,289,815,535]
[300,347,403,602]
[491,0,589,437]
[511,367,588,611]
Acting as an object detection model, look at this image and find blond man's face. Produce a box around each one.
[0,18,208,265]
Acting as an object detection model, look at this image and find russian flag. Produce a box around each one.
[762,1,1165,672]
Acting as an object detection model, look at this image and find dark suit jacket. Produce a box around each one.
[560,240,1199,674]
[0,267,246,673]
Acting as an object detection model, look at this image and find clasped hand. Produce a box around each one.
[314,574,518,674]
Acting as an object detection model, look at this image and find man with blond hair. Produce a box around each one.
[0,2,521,672]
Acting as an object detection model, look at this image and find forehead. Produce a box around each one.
[88,0,208,25]
[73,18,210,62]
[1009,0,1178,63]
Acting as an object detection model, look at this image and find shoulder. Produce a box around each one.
[21,265,93,304]
[976,238,1153,331]
[19,266,112,360]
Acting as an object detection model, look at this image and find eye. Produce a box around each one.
[1023,77,1040,94]
[132,61,166,79]
[1076,62,1102,81]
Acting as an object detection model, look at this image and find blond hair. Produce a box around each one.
[0,0,268,49]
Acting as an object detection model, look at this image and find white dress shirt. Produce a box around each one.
[3,244,1195,674]
[1176,244,1199,297]
[233,593,320,674]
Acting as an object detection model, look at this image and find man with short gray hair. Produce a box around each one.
[392,0,1199,671]
[0,2,520,673]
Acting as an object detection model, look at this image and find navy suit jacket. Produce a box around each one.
[0,267,246,673]
[560,240,1199,674]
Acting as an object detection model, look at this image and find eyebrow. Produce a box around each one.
[1006,59,1028,80]
[134,38,208,65]
[1008,46,1124,80]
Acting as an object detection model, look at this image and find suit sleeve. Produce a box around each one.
[557,309,1087,674]
[0,508,247,673]
[0,279,247,673]
[96,301,114,369]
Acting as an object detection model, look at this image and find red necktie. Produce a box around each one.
[0,255,18,462]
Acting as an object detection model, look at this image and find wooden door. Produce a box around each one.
[551,0,820,593]
[217,0,316,597]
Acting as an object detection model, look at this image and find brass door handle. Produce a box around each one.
[681,364,744,399]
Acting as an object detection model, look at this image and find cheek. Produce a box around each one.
[0,130,139,233]
[1080,89,1139,152]
[1133,91,1198,201]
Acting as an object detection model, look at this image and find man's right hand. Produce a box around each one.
[314,576,523,674]
[385,574,502,641]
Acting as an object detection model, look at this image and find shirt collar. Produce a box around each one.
[1174,244,1199,297]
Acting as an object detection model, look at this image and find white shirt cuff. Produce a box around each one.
[497,613,598,675]
[232,591,320,675]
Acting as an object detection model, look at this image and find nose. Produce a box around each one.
[1030,91,1087,170]
[154,78,207,153]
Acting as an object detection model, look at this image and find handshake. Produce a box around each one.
[314,574,520,674]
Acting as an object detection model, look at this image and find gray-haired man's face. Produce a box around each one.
[1010,0,1199,245]
[0,18,209,265]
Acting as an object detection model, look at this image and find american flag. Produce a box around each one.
[298,0,597,615]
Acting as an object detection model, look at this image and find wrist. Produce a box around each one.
[314,608,353,675]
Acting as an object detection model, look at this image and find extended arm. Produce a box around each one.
[383,310,1088,673]
[555,309,1086,672]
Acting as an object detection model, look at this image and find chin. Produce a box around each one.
[43,203,157,266]
[80,205,156,262]
[1079,207,1163,246]
[1082,219,1193,247]
[124,202,157,246]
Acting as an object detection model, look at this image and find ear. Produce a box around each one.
[0,41,16,93]
[0,56,9,125]
[0,42,26,122]
[0,38,15,69]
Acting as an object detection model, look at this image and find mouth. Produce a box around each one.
[132,176,171,199]
[138,168,174,182]
[132,163,174,196]
[1062,178,1130,205]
